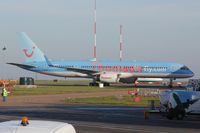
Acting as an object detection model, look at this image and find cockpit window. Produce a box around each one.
[181,66,189,70]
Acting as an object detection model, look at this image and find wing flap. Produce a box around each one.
[65,67,98,75]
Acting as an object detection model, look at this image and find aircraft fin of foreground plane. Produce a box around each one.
[17,32,46,62]
[182,98,200,108]
[170,92,200,109]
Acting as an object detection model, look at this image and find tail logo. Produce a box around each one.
[23,46,35,58]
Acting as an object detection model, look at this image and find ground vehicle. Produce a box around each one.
[159,90,200,120]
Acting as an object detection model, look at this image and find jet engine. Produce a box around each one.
[99,73,120,83]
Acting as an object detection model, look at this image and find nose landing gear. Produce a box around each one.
[168,78,176,88]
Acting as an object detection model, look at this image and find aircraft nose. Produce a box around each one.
[189,69,194,77]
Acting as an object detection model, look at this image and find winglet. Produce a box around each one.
[44,55,53,67]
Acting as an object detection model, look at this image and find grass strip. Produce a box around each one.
[65,96,160,107]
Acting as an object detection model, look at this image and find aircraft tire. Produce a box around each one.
[168,85,173,88]
[103,83,110,86]
[166,109,175,120]
[94,83,99,86]
[176,111,185,120]
[89,83,94,86]
[166,114,174,120]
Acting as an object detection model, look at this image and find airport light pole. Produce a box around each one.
[2,46,7,79]
[93,0,97,62]
[120,25,123,61]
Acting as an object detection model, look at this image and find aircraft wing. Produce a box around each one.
[7,63,36,69]
[49,64,99,76]
[44,56,99,76]
[65,67,98,75]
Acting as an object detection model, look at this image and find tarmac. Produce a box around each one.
[0,105,200,133]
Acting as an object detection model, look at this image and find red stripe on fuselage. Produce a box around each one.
[96,65,142,73]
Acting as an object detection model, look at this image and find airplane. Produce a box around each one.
[8,32,194,87]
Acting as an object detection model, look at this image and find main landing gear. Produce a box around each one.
[89,82,99,86]
[166,107,186,120]
[168,78,176,88]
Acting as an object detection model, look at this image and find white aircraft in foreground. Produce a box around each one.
[0,120,76,133]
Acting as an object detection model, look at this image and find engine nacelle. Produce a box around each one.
[99,73,120,83]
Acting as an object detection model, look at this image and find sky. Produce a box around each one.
[0,0,200,79]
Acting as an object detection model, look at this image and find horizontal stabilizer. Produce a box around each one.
[7,63,36,69]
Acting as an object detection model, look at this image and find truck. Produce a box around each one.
[159,90,200,120]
